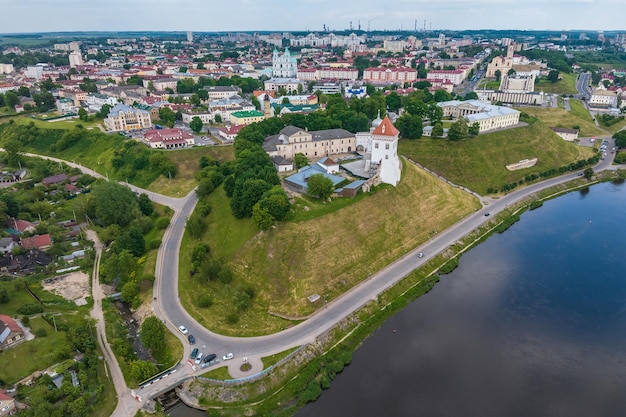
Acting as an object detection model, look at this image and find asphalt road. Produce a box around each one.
[14,149,621,411]
[138,151,621,400]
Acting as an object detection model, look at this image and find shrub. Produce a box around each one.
[155,217,170,229]
[17,302,43,315]
[226,313,239,324]
[197,295,213,308]
[35,328,48,338]
[148,239,162,250]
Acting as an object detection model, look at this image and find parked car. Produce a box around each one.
[178,325,188,335]
[223,353,234,361]
[195,352,204,365]
[187,334,195,344]
[190,348,199,359]
[204,353,217,363]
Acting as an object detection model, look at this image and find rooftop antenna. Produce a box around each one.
[350,21,353,31]
[423,19,426,32]
[414,19,417,32]
[358,20,361,31]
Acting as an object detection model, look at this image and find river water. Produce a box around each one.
[297,181,626,417]
[171,181,626,417]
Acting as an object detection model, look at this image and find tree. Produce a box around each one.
[214,114,222,123]
[0,287,9,304]
[158,107,176,127]
[507,68,516,76]
[307,174,334,200]
[190,116,203,133]
[130,360,158,382]
[4,91,19,108]
[294,153,309,170]
[17,86,31,97]
[385,92,402,112]
[140,316,166,358]
[97,103,112,119]
[494,69,502,82]
[583,167,594,180]
[116,227,146,257]
[396,113,423,139]
[93,182,141,227]
[431,122,444,138]
[137,193,153,216]
[78,107,88,121]
[4,139,23,166]
[547,70,560,83]
[252,204,274,230]
[468,122,480,136]
[447,117,468,141]
[613,130,626,149]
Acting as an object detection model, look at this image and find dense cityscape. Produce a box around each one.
[1,26,626,417]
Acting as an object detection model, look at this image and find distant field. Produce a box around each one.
[399,121,595,195]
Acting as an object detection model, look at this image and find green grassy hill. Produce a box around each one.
[399,120,595,195]
[179,161,481,335]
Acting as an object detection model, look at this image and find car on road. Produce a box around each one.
[195,352,204,365]
[223,353,234,361]
[190,348,198,359]
[187,334,195,344]
[418,252,424,258]
[484,213,490,217]
[203,353,217,363]
[178,325,188,335]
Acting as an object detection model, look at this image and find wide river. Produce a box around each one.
[170,181,626,417]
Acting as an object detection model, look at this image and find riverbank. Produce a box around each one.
[175,167,626,416]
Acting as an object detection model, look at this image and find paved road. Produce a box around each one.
[576,72,592,100]
[137,152,622,401]
[15,149,622,413]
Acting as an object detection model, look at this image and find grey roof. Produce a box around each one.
[204,85,240,92]
[280,125,305,136]
[344,179,366,189]
[312,128,354,141]
[271,155,293,166]
[284,164,344,190]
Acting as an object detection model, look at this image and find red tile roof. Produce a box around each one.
[372,116,400,137]
[21,234,52,250]
[0,315,21,333]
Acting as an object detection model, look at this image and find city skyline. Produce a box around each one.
[1,0,624,34]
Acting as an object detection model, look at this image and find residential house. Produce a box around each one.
[284,163,345,195]
[218,124,244,142]
[362,67,417,85]
[203,85,241,100]
[0,238,15,255]
[42,173,68,186]
[0,389,16,416]
[0,315,24,349]
[317,157,340,174]
[21,234,52,251]
[230,110,266,126]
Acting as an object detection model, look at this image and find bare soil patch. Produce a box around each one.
[42,272,90,302]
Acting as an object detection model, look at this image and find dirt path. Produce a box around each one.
[86,229,142,416]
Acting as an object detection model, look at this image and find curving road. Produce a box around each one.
[12,149,622,414]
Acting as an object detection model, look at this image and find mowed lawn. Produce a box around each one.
[234,162,480,318]
[399,121,595,195]
[147,145,234,197]
[0,318,70,385]
[520,103,605,137]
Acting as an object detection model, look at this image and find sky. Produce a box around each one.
[1,0,624,34]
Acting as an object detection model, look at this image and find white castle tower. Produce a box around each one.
[272,48,298,78]
[370,115,401,186]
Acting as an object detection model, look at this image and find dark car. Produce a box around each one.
[190,348,199,359]
[484,212,490,217]
[188,334,195,344]
[203,353,217,363]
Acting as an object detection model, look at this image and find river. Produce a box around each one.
[297,180,626,417]
[170,181,626,417]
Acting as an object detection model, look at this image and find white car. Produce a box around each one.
[178,325,188,335]
[195,352,204,365]
[418,252,424,258]
[222,353,234,361]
